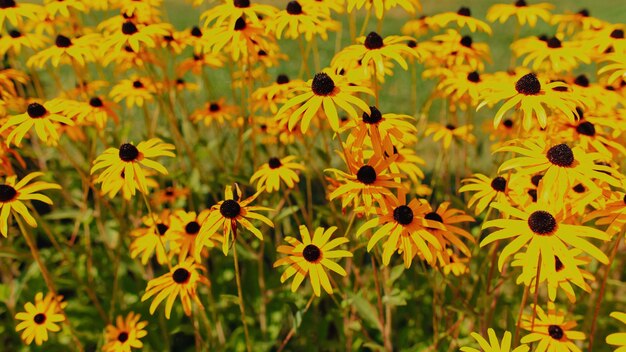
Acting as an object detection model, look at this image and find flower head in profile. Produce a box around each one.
[277,70,373,132]
[520,303,585,352]
[141,258,207,319]
[0,100,74,147]
[91,139,175,197]
[487,1,553,27]
[15,292,65,346]
[27,33,99,68]
[461,328,529,352]
[460,173,514,215]
[424,122,476,150]
[429,7,492,34]
[0,172,60,237]
[103,312,148,352]
[268,1,337,41]
[274,225,352,296]
[194,184,273,257]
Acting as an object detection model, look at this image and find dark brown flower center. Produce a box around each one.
[527,189,538,202]
[27,103,47,118]
[445,124,456,130]
[268,157,282,169]
[490,177,507,192]
[33,313,46,325]
[356,165,377,184]
[457,7,471,16]
[234,17,246,31]
[364,31,384,50]
[610,29,624,39]
[425,211,443,224]
[302,244,321,262]
[286,1,302,15]
[133,80,144,88]
[527,210,557,235]
[393,205,414,225]
[0,184,17,202]
[185,221,200,235]
[89,97,103,107]
[515,73,541,95]
[514,0,527,6]
[311,72,335,96]
[460,35,473,48]
[362,106,382,124]
[117,332,129,342]
[407,40,417,48]
[8,29,21,38]
[209,103,220,112]
[0,0,16,9]
[190,26,202,37]
[574,74,589,87]
[257,49,267,56]
[172,268,191,284]
[546,144,574,167]
[276,74,290,84]
[531,174,543,187]
[234,0,250,8]
[220,199,241,218]
[118,143,140,162]
[576,121,595,136]
[467,71,480,83]
[156,223,169,235]
[55,35,72,48]
[503,119,514,129]
[578,9,589,17]
[547,36,562,48]
[548,325,564,340]
[122,21,138,35]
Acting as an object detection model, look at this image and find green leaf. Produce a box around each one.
[348,292,382,331]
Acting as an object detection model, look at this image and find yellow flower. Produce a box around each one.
[101,20,170,52]
[424,122,476,150]
[0,0,41,29]
[194,184,273,257]
[250,156,305,193]
[606,311,626,350]
[44,0,86,17]
[141,258,207,319]
[0,29,47,56]
[91,139,175,197]
[27,33,99,68]
[512,36,590,73]
[267,1,337,41]
[102,312,148,352]
[109,77,157,108]
[346,0,420,20]
[277,70,373,132]
[428,7,492,34]
[461,328,530,352]
[0,172,60,236]
[130,210,178,265]
[15,292,65,346]
[0,100,74,146]
[200,0,277,28]
[274,225,352,296]
[520,303,585,352]
[486,1,553,27]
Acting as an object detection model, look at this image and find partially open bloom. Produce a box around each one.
[15,292,65,346]
[103,312,148,352]
[250,156,305,193]
[0,172,60,237]
[141,258,207,319]
[274,225,352,296]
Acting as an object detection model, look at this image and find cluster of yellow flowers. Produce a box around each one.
[0,0,625,351]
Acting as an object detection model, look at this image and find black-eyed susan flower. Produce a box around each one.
[332,32,419,77]
[44,0,86,16]
[141,258,207,319]
[0,29,46,55]
[346,0,420,20]
[190,99,238,127]
[0,0,41,29]
[486,1,552,27]
[194,184,273,257]
[427,31,491,70]
[91,139,175,197]
[252,74,304,114]
[437,68,487,106]
[201,0,277,28]
[176,52,224,76]
[599,53,626,85]
[607,311,626,350]
[424,122,475,150]
[273,225,352,296]
[584,191,626,237]
[109,77,157,108]
[27,33,99,68]
[169,210,216,261]
[461,328,530,352]
[203,16,269,61]
[0,100,74,147]
[0,172,60,237]
[429,7,492,34]
[478,73,579,130]
[497,140,622,206]
[482,199,610,273]
[552,9,606,36]
[15,292,65,346]
[326,148,402,214]
[520,303,585,352]
[459,173,515,215]
[102,312,148,352]
[130,211,177,265]
[250,156,305,193]
[102,20,170,52]
[66,96,119,130]
[268,1,336,41]
[513,35,590,73]
[356,192,444,267]
[277,71,372,132]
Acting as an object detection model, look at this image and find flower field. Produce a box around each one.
[1,0,626,351]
